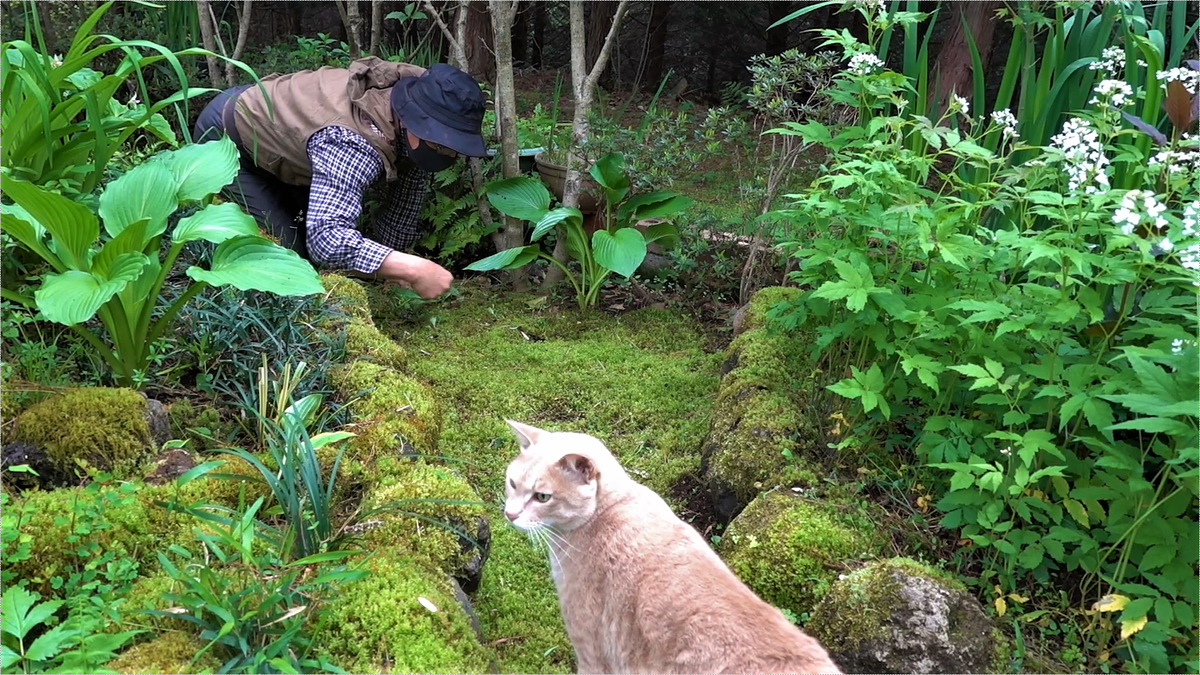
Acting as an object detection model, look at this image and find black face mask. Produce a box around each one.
[406,138,457,173]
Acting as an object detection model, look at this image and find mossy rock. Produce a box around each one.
[167,400,234,453]
[733,286,805,335]
[105,631,220,674]
[316,553,495,674]
[345,320,408,371]
[719,489,886,618]
[321,273,374,325]
[701,322,821,523]
[6,481,192,596]
[328,361,442,464]
[806,557,998,674]
[11,388,163,481]
[361,457,490,592]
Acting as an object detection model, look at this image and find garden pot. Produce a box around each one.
[534,151,604,214]
[486,146,544,174]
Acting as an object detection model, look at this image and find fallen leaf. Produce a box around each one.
[418,596,438,613]
[994,597,1007,617]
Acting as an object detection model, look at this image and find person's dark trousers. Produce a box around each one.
[193,85,309,258]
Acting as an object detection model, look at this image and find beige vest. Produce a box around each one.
[233,58,426,186]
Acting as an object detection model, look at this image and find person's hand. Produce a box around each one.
[373,251,453,299]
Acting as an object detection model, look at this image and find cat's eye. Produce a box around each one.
[508,478,515,489]
[534,492,552,503]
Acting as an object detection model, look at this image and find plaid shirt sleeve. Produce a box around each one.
[305,126,428,273]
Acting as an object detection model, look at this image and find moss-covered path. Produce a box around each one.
[370,282,721,673]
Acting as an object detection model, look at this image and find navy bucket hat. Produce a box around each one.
[390,63,488,157]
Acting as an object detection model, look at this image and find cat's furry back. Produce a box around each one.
[502,420,842,675]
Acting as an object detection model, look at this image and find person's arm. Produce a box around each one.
[305,127,452,298]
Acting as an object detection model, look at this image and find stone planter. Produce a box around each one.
[534,151,605,214]
[486,146,544,174]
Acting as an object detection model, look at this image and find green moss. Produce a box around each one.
[472,521,573,674]
[328,361,443,463]
[361,458,487,579]
[105,631,219,674]
[720,490,886,617]
[321,273,374,325]
[316,553,493,674]
[741,286,805,334]
[345,320,408,371]
[12,387,154,479]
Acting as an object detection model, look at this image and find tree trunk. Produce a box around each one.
[335,0,363,58]
[543,0,629,288]
[512,0,528,64]
[641,0,672,92]
[489,0,529,289]
[766,1,792,55]
[933,0,1001,113]
[467,2,497,83]
[369,0,384,55]
[197,0,224,89]
[225,0,253,85]
[586,1,618,87]
[35,0,55,54]
[531,0,545,68]
[288,1,303,34]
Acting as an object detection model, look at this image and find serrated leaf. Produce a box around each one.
[592,228,646,278]
[949,364,991,379]
[530,207,582,241]
[465,245,541,271]
[172,202,260,244]
[1140,544,1175,571]
[1108,417,1191,434]
[1017,545,1044,569]
[98,159,178,238]
[35,254,150,325]
[485,177,551,222]
[1064,498,1089,526]
[163,136,241,202]
[25,624,74,662]
[1120,614,1149,640]
[0,645,19,669]
[187,235,323,295]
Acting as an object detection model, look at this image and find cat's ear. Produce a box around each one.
[506,420,544,452]
[556,453,597,484]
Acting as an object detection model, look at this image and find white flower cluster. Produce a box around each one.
[1157,67,1200,94]
[856,0,887,16]
[1113,190,1168,237]
[1089,46,1125,77]
[991,108,1019,139]
[1181,202,1200,277]
[949,93,970,117]
[1171,339,1196,355]
[1090,79,1132,107]
[848,52,885,76]
[1149,149,1200,175]
[1050,118,1110,194]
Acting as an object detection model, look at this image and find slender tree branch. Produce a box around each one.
[369,0,384,56]
[196,0,224,88]
[424,0,465,66]
[225,0,253,85]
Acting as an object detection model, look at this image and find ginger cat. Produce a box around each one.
[502,420,842,675]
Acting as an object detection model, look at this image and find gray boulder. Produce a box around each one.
[806,557,1001,674]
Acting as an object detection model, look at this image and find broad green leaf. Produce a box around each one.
[1108,417,1191,434]
[465,245,541,271]
[172,202,260,244]
[828,378,866,400]
[92,218,148,277]
[1140,544,1175,571]
[187,235,323,296]
[0,202,60,269]
[617,192,694,222]
[1,588,61,641]
[642,222,680,249]
[949,364,990,379]
[35,254,149,325]
[163,136,240,202]
[0,174,97,270]
[98,159,178,238]
[589,153,630,203]
[1017,545,1044,570]
[310,431,356,450]
[592,228,647,278]
[485,177,551,223]
[530,207,583,242]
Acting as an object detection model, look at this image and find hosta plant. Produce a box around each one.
[0,136,324,388]
[467,152,692,308]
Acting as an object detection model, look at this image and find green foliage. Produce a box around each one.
[1,585,141,675]
[0,1,240,198]
[257,33,350,75]
[0,136,325,388]
[466,153,692,308]
[148,492,364,674]
[416,162,498,261]
[764,25,1198,673]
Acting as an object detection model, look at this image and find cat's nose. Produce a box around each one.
[504,509,519,521]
